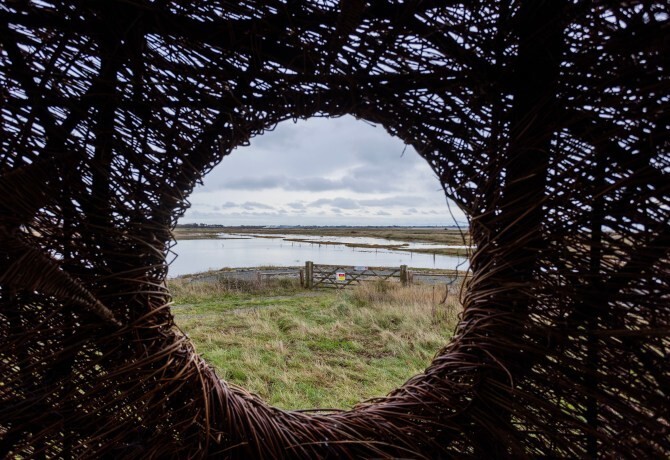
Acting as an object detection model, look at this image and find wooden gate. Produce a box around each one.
[305,262,407,289]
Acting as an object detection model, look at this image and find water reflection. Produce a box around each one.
[169,235,468,277]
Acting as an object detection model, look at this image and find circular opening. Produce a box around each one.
[169,116,470,409]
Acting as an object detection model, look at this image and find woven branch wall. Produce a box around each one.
[1,1,669,458]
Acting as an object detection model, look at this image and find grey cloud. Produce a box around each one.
[214,175,344,192]
[332,199,359,210]
[187,209,281,219]
[308,197,360,210]
[212,164,425,195]
[307,195,440,211]
[189,202,219,210]
[342,165,406,193]
[287,201,306,209]
[241,201,274,210]
[223,173,398,194]
[210,201,274,210]
[285,177,344,191]
[210,165,436,195]
[308,198,332,207]
[238,210,282,217]
[247,120,301,150]
[359,196,430,207]
[219,175,286,190]
[182,116,460,226]
[183,210,226,219]
[282,165,408,194]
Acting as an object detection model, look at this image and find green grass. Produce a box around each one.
[169,278,461,410]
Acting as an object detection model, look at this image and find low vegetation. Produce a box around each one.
[173,225,472,246]
[169,276,462,410]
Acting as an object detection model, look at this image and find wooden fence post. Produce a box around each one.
[400,265,408,286]
[305,261,313,289]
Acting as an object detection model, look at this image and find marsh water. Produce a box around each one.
[168,233,468,277]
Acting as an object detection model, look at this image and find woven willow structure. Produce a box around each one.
[1,1,669,458]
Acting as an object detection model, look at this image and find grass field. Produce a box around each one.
[169,276,461,410]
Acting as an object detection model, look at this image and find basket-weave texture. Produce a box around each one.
[1,1,668,458]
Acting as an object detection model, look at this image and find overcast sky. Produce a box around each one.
[180,115,467,226]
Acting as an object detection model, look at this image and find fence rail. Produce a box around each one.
[302,261,465,289]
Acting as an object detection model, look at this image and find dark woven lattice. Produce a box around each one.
[1,1,669,458]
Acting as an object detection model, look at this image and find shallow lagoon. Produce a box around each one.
[168,234,468,277]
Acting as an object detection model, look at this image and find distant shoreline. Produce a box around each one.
[172,226,472,257]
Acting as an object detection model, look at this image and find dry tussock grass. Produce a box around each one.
[169,275,301,301]
[348,280,462,326]
[173,278,463,409]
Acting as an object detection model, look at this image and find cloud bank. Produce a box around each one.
[181,116,466,226]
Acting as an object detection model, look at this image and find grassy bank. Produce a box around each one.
[173,226,472,257]
[169,277,461,410]
[173,226,471,246]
